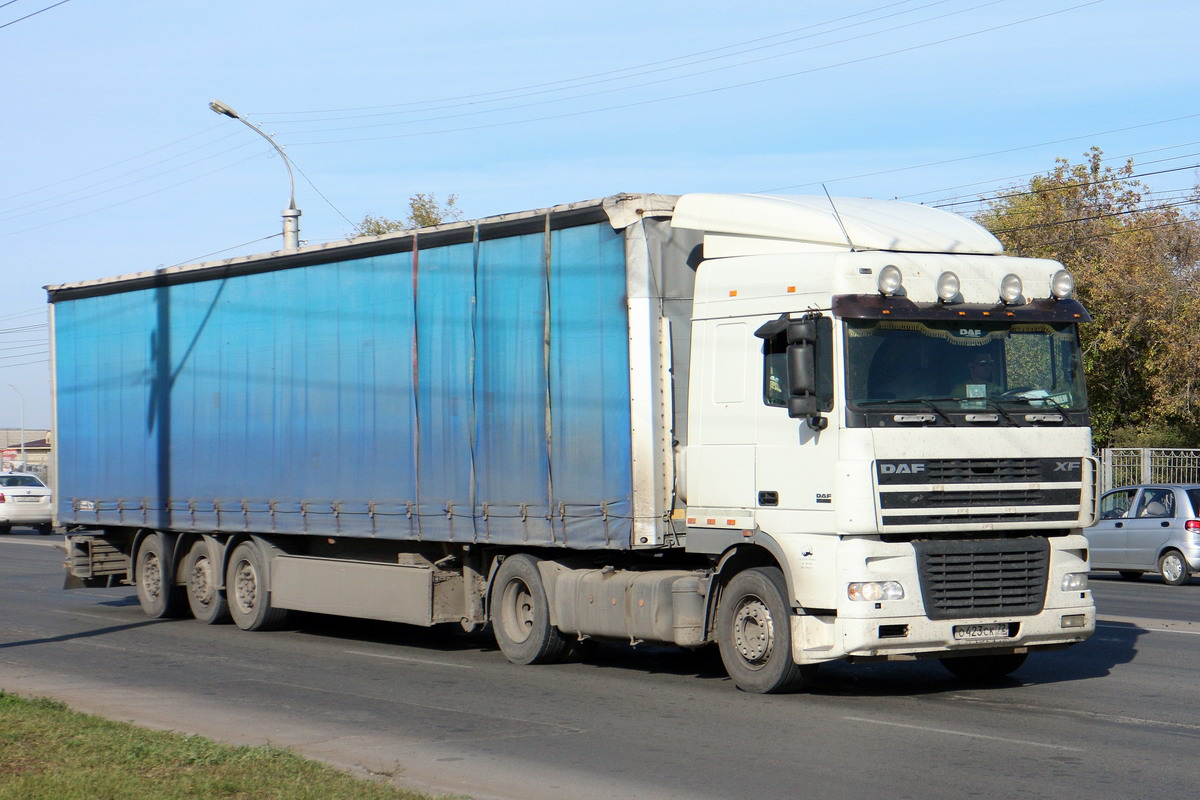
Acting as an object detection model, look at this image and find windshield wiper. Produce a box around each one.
[857,397,954,424]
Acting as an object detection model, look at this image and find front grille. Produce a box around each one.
[877,458,1081,485]
[879,488,1080,509]
[914,538,1049,620]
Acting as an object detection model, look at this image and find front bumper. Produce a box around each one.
[793,600,1095,664]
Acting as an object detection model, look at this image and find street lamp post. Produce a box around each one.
[208,100,301,251]
[7,385,25,469]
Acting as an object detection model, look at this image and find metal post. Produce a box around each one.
[7,385,24,468]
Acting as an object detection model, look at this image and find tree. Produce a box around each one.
[353,192,464,237]
[973,147,1200,446]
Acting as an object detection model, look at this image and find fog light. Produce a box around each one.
[848,581,905,602]
[1062,572,1088,591]
[1051,269,1074,299]
[936,271,960,302]
[878,265,903,296]
[1000,273,1024,304]
[1060,614,1087,629]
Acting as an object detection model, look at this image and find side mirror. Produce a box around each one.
[785,339,826,429]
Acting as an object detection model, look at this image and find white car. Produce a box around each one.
[0,472,53,535]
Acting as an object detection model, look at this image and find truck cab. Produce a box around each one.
[672,194,1096,685]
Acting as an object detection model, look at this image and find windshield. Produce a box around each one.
[845,319,1087,411]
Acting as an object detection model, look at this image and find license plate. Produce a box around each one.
[953,623,1011,640]
[15,496,42,503]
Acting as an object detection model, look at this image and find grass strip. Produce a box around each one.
[0,691,442,800]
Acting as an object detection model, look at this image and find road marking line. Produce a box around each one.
[52,609,129,622]
[1097,616,1200,636]
[950,696,1200,732]
[342,649,474,669]
[0,538,61,548]
[842,716,1084,751]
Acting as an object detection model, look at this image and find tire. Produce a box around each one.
[716,567,812,694]
[225,541,289,631]
[1158,550,1190,586]
[1118,570,1144,581]
[184,540,231,624]
[135,533,187,619]
[0,524,11,535]
[490,554,570,665]
[940,652,1027,682]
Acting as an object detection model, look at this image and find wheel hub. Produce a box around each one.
[233,561,258,614]
[1163,554,1184,583]
[142,553,163,601]
[732,597,775,666]
[190,556,215,605]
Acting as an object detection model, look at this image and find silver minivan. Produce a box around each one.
[1087,485,1200,585]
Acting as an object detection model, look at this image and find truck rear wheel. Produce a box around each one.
[135,533,187,619]
[716,567,812,693]
[490,554,569,665]
[226,541,289,631]
[184,540,230,625]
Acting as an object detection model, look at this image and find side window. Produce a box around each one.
[1136,488,1175,519]
[762,316,834,411]
[1099,490,1135,519]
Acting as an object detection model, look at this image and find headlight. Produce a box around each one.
[848,581,905,602]
[1062,572,1088,591]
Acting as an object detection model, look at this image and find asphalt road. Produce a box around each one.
[1,528,1197,800]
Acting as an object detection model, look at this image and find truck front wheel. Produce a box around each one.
[135,533,186,619]
[716,567,812,693]
[490,554,569,665]
[225,541,289,631]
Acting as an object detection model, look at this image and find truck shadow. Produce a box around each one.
[291,612,1142,696]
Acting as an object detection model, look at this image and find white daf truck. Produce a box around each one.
[55,192,1097,693]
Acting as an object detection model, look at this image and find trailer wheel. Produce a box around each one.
[226,541,289,631]
[939,652,1027,682]
[490,554,569,665]
[716,567,812,694]
[135,533,187,619]
[184,540,230,625]
[1159,549,1190,586]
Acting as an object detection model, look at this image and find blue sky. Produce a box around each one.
[1,0,1197,428]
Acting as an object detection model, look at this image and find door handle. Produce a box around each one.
[1162,520,1170,527]
[1115,522,1123,528]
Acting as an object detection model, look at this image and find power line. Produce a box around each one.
[253,0,943,118]
[0,0,72,31]
[758,112,1200,194]
[286,2,1102,146]
[990,197,1199,235]
[932,162,1200,210]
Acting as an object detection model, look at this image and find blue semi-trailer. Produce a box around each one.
[53,193,1097,692]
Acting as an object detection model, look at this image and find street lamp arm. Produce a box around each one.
[208,100,296,210]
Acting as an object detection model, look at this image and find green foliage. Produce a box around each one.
[354,193,464,237]
[974,147,1200,446]
[0,692,432,800]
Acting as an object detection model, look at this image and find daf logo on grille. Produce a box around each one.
[880,463,926,474]
[1054,461,1081,472]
